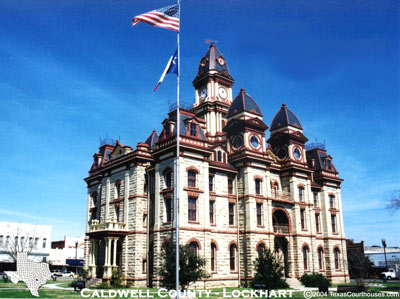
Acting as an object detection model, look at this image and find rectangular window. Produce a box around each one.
[209,175,214,192]
[313,193,318,207]
[143,213,148,228]
[315,214,320,233]
[190,123,197,137]
[43,238,47,249]
[188,171,196,188]
[331,215,337,233]
[188,197,197,221]
[165,198,172,222]
[115,206,120,222]
[115,182,121,199]
[209,201,215,224]
[255,179,261,195]
[34,238,39,249]
[327,160,332,170]
[256,203,263,226]
[300,209,306,230]
[228,178,233,194]
[229,203,235,225]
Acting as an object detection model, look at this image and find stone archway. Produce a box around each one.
[274,236,290,278]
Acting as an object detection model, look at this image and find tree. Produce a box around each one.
[0,229,36,264]
[251,248,288,294]
[347,250,373,286]
[386,190,400,212]
[158,242,208,291]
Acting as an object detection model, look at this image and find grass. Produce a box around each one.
[0,280,399,298]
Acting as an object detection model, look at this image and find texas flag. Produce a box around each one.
[154,49,178,92]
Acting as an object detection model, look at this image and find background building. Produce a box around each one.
[84,43,349,286]
[0,222,51,271]
[49,235,85,274]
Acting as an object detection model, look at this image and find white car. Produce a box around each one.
[62,271,75,277]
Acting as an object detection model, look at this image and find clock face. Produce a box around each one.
[231,135,243,149]
[200,88,207,100]
[293,148,301,160]
[217,56,225,66]
[218,87,228,99]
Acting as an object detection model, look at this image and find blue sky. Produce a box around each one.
[0,0,399,246]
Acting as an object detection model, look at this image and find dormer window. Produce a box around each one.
[190,123,197,137]
[327,159,332,170]
[165,125,170,137]
[217,151,222,162]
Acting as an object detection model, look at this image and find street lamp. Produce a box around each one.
[75,241,78,276]
[381,239,388,269]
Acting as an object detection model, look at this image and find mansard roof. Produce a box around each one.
[193,42,233,83]
[270,104,302,131]
[227,88,263,118]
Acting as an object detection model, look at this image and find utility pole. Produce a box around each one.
[381,239,388,269]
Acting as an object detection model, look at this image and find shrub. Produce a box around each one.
[300,273,331,287]
[96,281,111,289]
[110,267,124,287]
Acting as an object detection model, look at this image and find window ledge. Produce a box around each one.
[188,221,200,224]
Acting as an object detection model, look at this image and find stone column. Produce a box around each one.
[106,177,111,221]
[113,238,118,267]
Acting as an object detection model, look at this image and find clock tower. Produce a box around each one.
[192,43,234,141]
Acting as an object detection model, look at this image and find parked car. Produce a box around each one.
[51,270,63,277]
[62,271,75,278]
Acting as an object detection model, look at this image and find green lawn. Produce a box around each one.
[0,280,399,298]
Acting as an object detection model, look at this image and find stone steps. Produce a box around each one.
[286,277,303,289]
[86,278,102,287]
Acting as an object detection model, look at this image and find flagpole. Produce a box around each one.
[175,0,181,297]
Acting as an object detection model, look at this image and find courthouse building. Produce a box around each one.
[84,43,349,286]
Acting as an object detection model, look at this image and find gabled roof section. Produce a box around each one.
[227,88,263,118]
[109,140,133,160]
[270,104,302,131]
[145,130,159,150]
[193,42,233,83]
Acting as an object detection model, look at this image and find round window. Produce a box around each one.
[231,135,243,149]
[250,136,259,148]
[294,148,301,159]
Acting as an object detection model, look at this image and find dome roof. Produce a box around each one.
[227,88,263,118]
[145,130,158,149]
[270,104,302,131]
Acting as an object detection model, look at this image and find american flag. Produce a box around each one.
[132,5,179,32]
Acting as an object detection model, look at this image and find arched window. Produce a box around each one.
[318,248,324,270]
[43,238,47,248]
[211,243,217,272]
[6,236,10,247]
[190,123,197,137]
[303,246,309,271]
[255,179,261,195]
[188,171,196,188]
[273,183,279,198]
[209,175,214,192]
[115,181,121,199]
[14,236,18,246]
[257,243,265,256]
[29,237,33,247]
[0,235,3,246]
[188,242,198,255]
[20,237,25,247]
[334,248,340,270]
[230,244,237,271]
[92,192,98,206]
[165,171,173,188]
